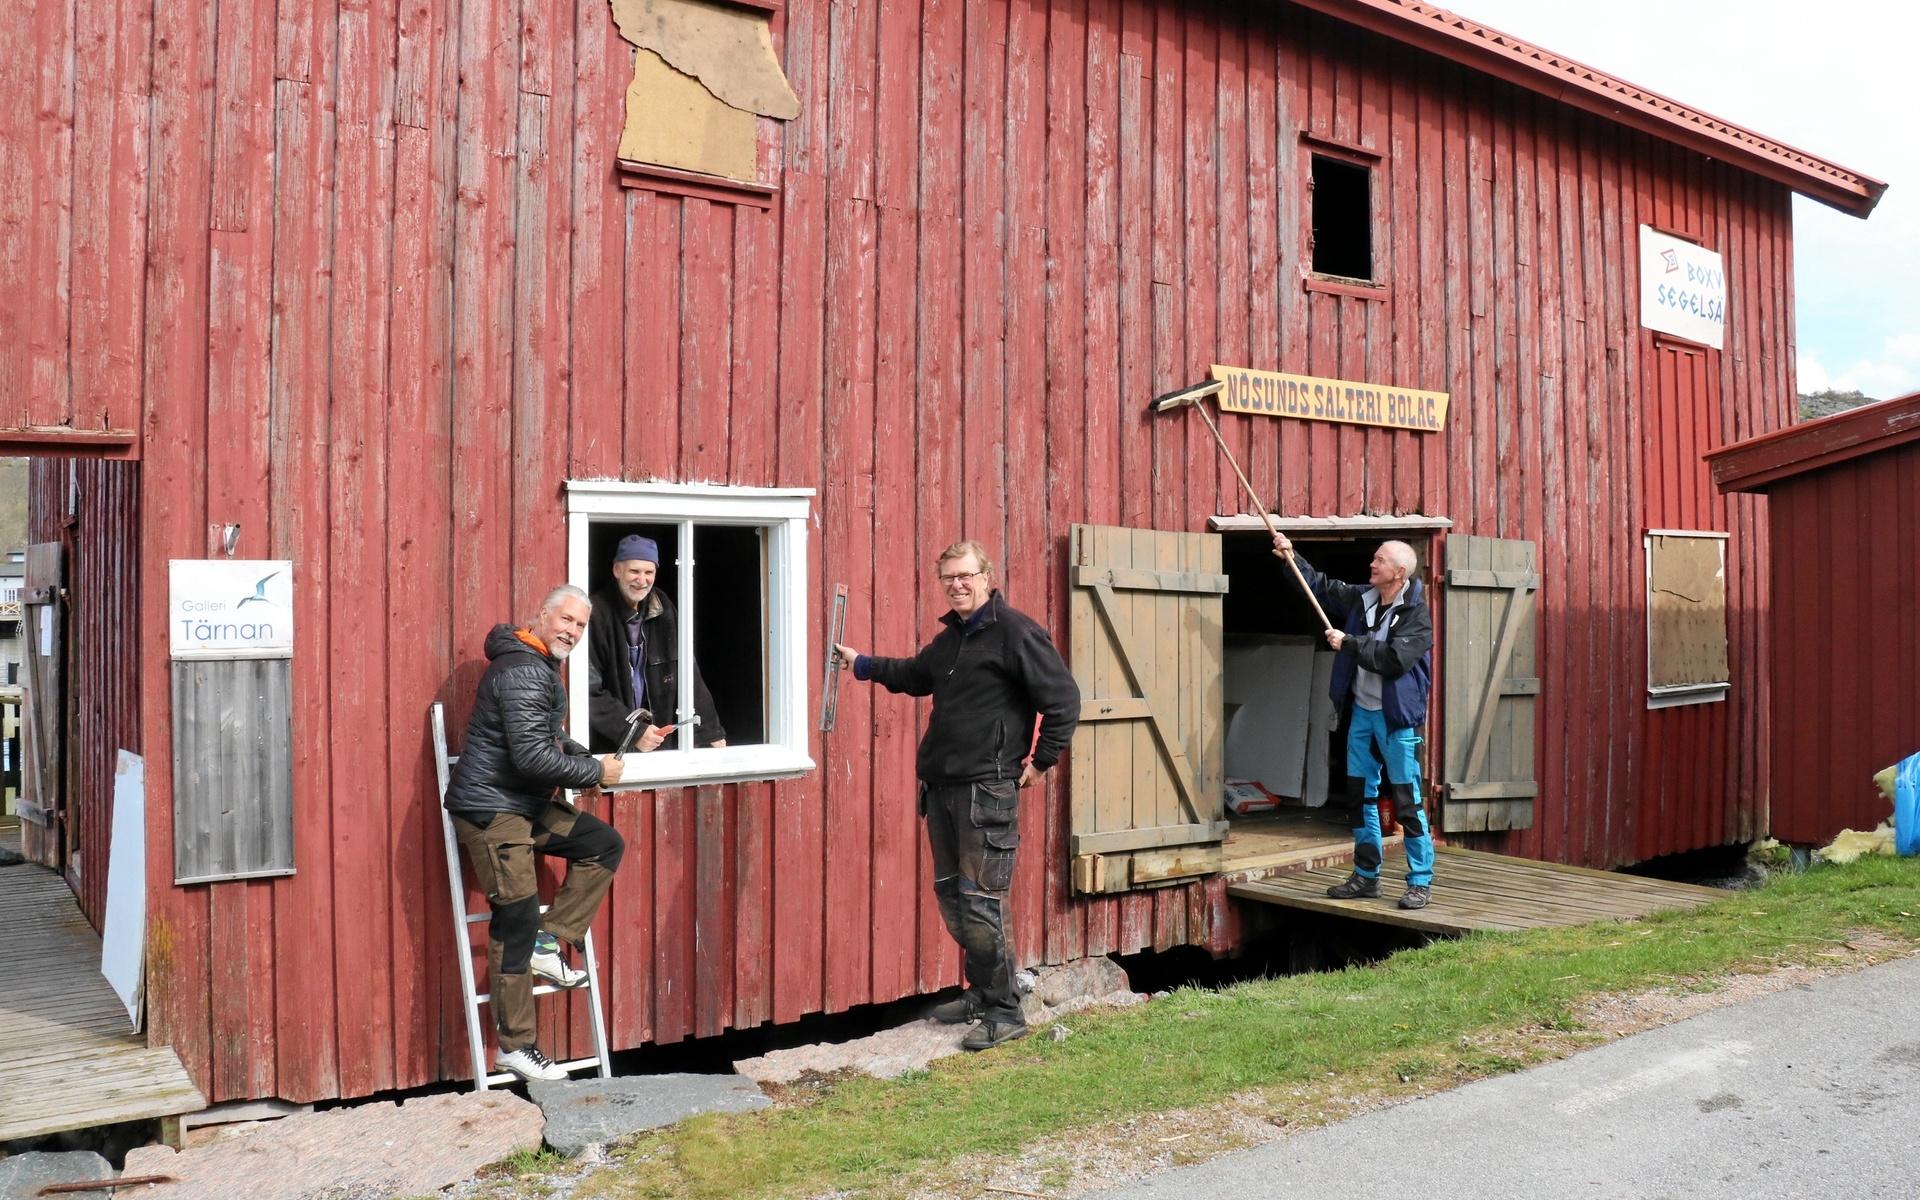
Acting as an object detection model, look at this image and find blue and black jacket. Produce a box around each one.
[1292,553,1433,731]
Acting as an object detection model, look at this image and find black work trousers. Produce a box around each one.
[923,779,1023,1025]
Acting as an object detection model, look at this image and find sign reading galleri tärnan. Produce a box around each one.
[1209,365,1450,433]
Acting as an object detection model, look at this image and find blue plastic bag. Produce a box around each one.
[1895,752,1920,857]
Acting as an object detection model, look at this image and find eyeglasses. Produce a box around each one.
[937,570,984,586]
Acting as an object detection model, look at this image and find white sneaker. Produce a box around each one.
[530,944,589,989]
[495,1044,568,1082]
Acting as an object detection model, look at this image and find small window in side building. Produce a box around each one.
[1645,531,1730,708]
[1310,154,1373,281]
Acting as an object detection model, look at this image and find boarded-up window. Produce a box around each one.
[1645,531,1729,708]
[610,0,800,187]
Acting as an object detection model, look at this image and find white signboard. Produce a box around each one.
[169,560,294,660]
[1638,225,1726,350]
[101,750,146,1029]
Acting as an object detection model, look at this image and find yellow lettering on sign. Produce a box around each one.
[1208,365,1450,433]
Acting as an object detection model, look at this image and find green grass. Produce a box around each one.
[577,856,1920,1200]
[487,1146,570,1177]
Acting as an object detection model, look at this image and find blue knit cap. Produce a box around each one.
[615,534,659,564]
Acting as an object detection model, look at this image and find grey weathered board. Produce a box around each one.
[19,541,64,870]
[1068,524,1229,893]
[1442,535,1540,832]
[171,658,295,883]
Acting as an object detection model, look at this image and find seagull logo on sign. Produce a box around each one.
[236,571,278,608]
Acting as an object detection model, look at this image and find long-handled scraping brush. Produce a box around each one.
[1147,380,1333,633]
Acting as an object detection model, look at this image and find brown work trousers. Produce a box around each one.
[452,803,622,1051]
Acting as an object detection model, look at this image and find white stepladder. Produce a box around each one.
[431,702,613,1089]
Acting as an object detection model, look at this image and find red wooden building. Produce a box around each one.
[2,0,1882,1105]
[1708,391,1920,846]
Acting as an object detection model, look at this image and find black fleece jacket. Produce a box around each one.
[859,591,1081,785]
[445,624,604,820]
[585,585,726,751]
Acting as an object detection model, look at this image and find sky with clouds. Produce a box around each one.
[1446,0,1918,401]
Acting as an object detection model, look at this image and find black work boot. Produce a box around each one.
[928,991,982,1025]
[961,1018,1030,1051]
[1326,871,1381,899]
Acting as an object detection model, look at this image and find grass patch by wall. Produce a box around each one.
[566,857,1920,1200]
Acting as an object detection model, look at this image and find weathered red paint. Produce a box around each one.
[10,0,1862,1105]
[1712,392,1920,846]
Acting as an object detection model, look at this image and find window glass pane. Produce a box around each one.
[693,524,768,746]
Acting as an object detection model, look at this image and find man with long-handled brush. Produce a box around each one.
[1272,532,1437,910]
[1144,379,1436,909]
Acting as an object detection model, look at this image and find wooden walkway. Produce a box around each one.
[1229,844,1725,936]
[0,863,204,1142]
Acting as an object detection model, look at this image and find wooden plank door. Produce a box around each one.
[1067,525,1229,893]
[19,542,65,868]
[1441,535,1540,832]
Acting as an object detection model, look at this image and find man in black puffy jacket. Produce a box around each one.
[834,540,1080,1051]
[445,584,625,1082]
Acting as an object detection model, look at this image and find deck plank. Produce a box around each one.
[1229,844,1724,936]
[0,865,205,1141]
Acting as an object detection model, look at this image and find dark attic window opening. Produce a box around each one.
[1311,154,1373,282]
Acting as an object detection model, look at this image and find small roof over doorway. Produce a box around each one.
[1208,514,1454,534]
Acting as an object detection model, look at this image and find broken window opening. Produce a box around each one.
[1310,154,1374,282]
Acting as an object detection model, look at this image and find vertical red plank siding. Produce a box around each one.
[772,0,831,1024]
[819,0,878,1017]
[1761,439,1920,845]
[16,0,1808,1104]
[138,0,219,1103]
[205,0,280,1102]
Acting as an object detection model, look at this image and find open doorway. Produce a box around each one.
[1212,522,1442,873]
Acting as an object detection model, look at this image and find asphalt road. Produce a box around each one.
[1093,955,1920,1199]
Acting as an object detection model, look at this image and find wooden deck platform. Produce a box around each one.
[1229,844,1725,936]
[1216,808,1389,877]
[0,863,204,1143]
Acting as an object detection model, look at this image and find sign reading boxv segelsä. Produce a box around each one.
[1209,364,1450,432]
[1638,225,1725,350]
[169,560,294,660]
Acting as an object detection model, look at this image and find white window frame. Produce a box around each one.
[566,480,816,787]
[1644,529,1730,710]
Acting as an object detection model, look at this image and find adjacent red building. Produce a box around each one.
[1708,392,1920,846]
[3,0,1882,1104]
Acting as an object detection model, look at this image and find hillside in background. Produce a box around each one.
[1799,389,1879,421]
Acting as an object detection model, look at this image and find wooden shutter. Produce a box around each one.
[1442,535,1540,832]
[19,542,65,869]
[1068,524,1229,893]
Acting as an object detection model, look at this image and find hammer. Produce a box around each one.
[615,707,653,755]
[1148,380,1333,634]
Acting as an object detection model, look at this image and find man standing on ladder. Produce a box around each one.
[445,584,626,1082]
[833,540,1080,1051]
[1271,532,1437,910]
